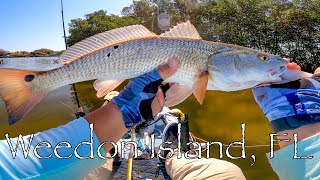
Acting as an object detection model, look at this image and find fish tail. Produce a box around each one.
[0,69,47,125]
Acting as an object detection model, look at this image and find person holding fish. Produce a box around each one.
[252,62,320,180]
[0,22,319,179]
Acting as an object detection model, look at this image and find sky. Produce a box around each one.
[0,0,133,52]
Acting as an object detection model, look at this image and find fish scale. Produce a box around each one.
[33,38,213,92]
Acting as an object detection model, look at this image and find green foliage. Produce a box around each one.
[204,0,320,71]
[4,48,60,58]
[0,49,9,57]
[31,48,54,57]
[67,10,138,46]
[49,50,64,56]
[271,0,320,71]
[67,0,320,72]
[9,51,31,57]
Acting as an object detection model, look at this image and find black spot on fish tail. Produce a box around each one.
[24,74,35,82]
[107,53,110,57]
[114,45,119,49]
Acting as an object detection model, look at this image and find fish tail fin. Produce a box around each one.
[0,69,47,125]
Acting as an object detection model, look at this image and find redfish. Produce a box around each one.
[0,21,287,124]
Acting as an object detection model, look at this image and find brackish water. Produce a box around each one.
[0,57,278,179]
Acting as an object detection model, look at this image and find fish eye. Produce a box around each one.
[259,54,269,61]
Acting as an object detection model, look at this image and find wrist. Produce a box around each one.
[270,113,320,133]
[277,122,320,148]
[112,97,141,130]
[112,69,164,130]
[85,102,127,152]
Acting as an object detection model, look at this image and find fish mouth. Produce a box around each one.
[255,65,287,87]
[268,65,286,77]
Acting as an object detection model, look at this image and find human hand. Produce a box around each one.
[285,60,320,74]
[112,59,179,130]
[253,60,320,132]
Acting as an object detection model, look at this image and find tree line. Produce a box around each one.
[0,48,64,58]
[67,0,320,72]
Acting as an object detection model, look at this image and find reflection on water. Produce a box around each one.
[0,57,277,179]
[0,57,63,70]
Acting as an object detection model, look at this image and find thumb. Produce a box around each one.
[157,58,180,80]
[314,67,320,74]
[287,62,301,71]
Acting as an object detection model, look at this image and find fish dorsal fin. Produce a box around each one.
[159,21,202,40]
[58,25,158,64]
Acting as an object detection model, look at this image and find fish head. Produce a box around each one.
[207,49,288,91]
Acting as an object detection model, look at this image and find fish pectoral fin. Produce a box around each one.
[159,21,202,40]
[93,79,124,98]
[193,71,209,105]
[164,83,192,107]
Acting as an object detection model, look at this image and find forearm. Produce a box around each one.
[85,102,127,152]
[278,122,320,148]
